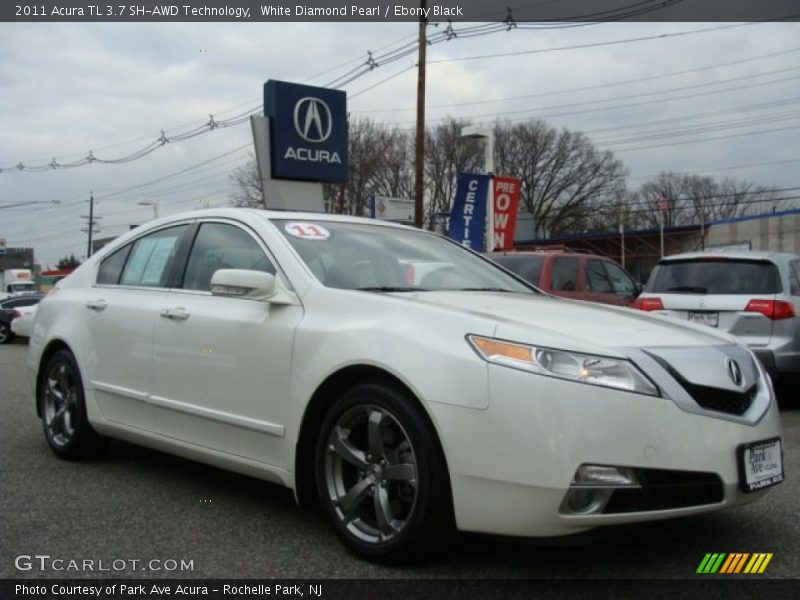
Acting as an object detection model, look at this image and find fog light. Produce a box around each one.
[566,489,600,513]
[573,465,638,487]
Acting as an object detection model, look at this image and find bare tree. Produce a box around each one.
[228,153,264,208]
[494,120,627,237]
[423,118,483,229]
[628,172,690,229]
[628,172,788,229]
[228,118,787,244]
[322,118,411,216]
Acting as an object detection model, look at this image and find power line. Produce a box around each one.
[353,47,800,112]
[630,157,800,181]
[426,22,756,65]
[1,15,734,175]
[94,144,250,201]
[378,72,800,127]
[606,123,800,153]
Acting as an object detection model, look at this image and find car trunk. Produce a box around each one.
[654,293,776,346]
[646,258,781,348]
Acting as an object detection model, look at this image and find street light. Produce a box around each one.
[138,199,160,219]
[460,125,495,251]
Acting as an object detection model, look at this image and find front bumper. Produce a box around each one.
[429,362,782,538]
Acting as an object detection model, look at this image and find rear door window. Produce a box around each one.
[603,261,638,296]
[647,259,782,294]
[550,257,579,291]
[120,225,188,288]
[586,260,613,293]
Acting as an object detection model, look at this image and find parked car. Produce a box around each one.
[29,209,783,563]
[0,294,44,344]
[11,303,38,340]
[486,251,641,306]
[633,251,800,379]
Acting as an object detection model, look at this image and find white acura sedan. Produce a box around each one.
[28,209,784,563]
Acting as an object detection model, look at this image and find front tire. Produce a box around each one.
[315,382,452,564]
[39,349,110,460]
[0,322,13,344]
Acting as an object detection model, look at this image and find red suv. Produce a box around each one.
[486,251,641,306]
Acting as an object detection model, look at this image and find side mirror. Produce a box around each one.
[210,269,296,304]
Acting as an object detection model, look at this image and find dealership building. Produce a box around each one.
[515,207,800,282]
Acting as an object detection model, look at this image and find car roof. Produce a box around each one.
[488,251,607,260]
[90,207,418,261]
[157,207,411,229]
[659,250,799,263]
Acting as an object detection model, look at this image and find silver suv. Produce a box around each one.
[634,251,800,378]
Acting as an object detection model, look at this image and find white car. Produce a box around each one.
[28,209,784,563]
[11,303,38,339]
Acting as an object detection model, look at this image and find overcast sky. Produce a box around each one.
[1,20,799,266]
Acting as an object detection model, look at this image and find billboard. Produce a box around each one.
[264,80,348,183]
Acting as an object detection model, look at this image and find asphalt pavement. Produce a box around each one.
[1,340,798,579]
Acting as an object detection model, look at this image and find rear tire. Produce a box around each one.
[39,349,110,460]
[315,381,452,564]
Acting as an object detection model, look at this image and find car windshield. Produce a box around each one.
[274,219,535,294]
[647,259,782,295]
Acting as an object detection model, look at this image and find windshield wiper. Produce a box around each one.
[666,286,708,294]
[356,286,428,292]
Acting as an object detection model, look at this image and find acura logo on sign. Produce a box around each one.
[265,79,347,181]
[293,97,333,143]
[726,358,744,387]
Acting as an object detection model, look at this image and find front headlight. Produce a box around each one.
[467,334,660,397]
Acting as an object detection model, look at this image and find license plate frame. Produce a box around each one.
[737,437,784,493]
[688,311,719,327]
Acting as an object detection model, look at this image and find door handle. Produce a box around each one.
[160,307,190,321]
[85,299,107,311]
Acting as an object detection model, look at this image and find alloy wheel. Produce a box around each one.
[43,360,79,447]
[323,404,418,545]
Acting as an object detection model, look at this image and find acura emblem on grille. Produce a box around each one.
[726,358,744,387]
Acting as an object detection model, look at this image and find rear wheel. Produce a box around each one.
[315,382,452,564]
[39,349,110,460]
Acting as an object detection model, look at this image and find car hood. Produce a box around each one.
[402,291,734,354]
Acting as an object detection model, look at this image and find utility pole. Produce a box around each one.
[82,192,101,257]
[413,0,427,229]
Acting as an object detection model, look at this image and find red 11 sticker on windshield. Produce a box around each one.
[284,222,331,240]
